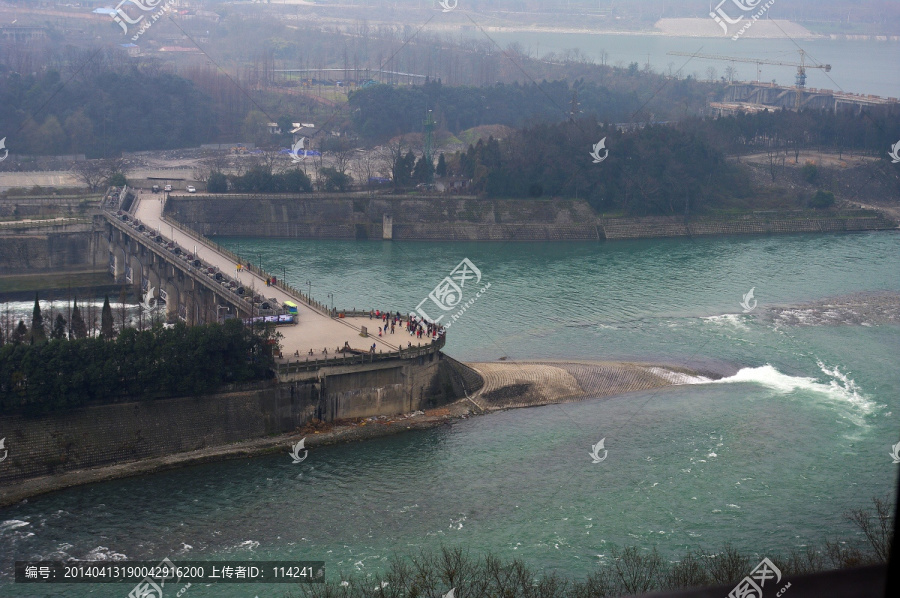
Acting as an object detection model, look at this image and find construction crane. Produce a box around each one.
[667,50,831,109]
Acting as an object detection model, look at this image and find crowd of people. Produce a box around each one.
[369,309,445,341]
[281,310,446,362]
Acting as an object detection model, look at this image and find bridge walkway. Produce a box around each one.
[128,191,432,361]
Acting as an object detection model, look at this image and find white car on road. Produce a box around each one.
[186,185,196,193]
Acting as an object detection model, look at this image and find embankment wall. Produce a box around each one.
[0,356,467,485]
[0,222,106,274]
[165,196,600,241]
[165,196,896,241]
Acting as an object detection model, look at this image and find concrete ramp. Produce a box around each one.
[468,361,697,410]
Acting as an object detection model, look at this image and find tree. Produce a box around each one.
[320,136,356,176]
[52,314,67,340]
[319,167,352,192]
[207,171,228,193]
[30,294,46,344]
[70,158,125,191]
[101,296,115,339]
[71,160,112,191]
[71,298,88,339]
[412,155,434,184]
[35,115,67,156]
[809,190,835,209]
[435,153,447,177]
[801,162,819,184]
[64,109,94,153]
[392,150,416,188]
[108,172,127,187]
[281,168,313,193]
[276,115,294,137]
[241,110,270,147]
[12,320,27,344]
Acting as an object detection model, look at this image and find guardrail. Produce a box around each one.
[276,334,445,375]
[102,209,258,314]
[0,217,90,231]
[160,198,331,316]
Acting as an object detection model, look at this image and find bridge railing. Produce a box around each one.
[159,199,331,316]
[276,334,445,375]
[102,209,257,313]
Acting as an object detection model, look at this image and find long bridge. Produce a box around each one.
[100,189,442,371]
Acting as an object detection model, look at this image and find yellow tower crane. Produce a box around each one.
[667,50,832,109]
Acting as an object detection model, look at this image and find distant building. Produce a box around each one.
[120,43,141,57]
[267,122,303,135]
[0,26,47,42]
[291,124,319,146]
[158,46,202,54]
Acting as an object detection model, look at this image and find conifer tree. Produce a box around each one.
[52,314,67,340]
[100,296,115,339]
[30,294,46,344]
[71,298,88,339]
[12,320,27,344]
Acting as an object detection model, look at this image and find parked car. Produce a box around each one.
[186,185,196,193]
[151,185,160,193]
[164,184,172,192]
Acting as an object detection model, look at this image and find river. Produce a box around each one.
[472,32,900,98]
[1,231,898,597]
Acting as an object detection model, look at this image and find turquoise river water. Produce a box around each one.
[1,231,899,597]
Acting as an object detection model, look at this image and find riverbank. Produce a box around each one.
[0,360,710,509]
[166,195,898,242]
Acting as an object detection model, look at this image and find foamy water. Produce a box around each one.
[661,360,880,429]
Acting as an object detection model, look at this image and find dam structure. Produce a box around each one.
[0,190,480,495]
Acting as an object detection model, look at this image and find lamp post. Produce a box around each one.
[327,292,334,315]
[306,280,312,299]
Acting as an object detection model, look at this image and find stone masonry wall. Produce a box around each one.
[0,355,461,485]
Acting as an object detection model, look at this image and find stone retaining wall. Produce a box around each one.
[166,196,896,242]
[0,223,106,273]
[0,354,459,485]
